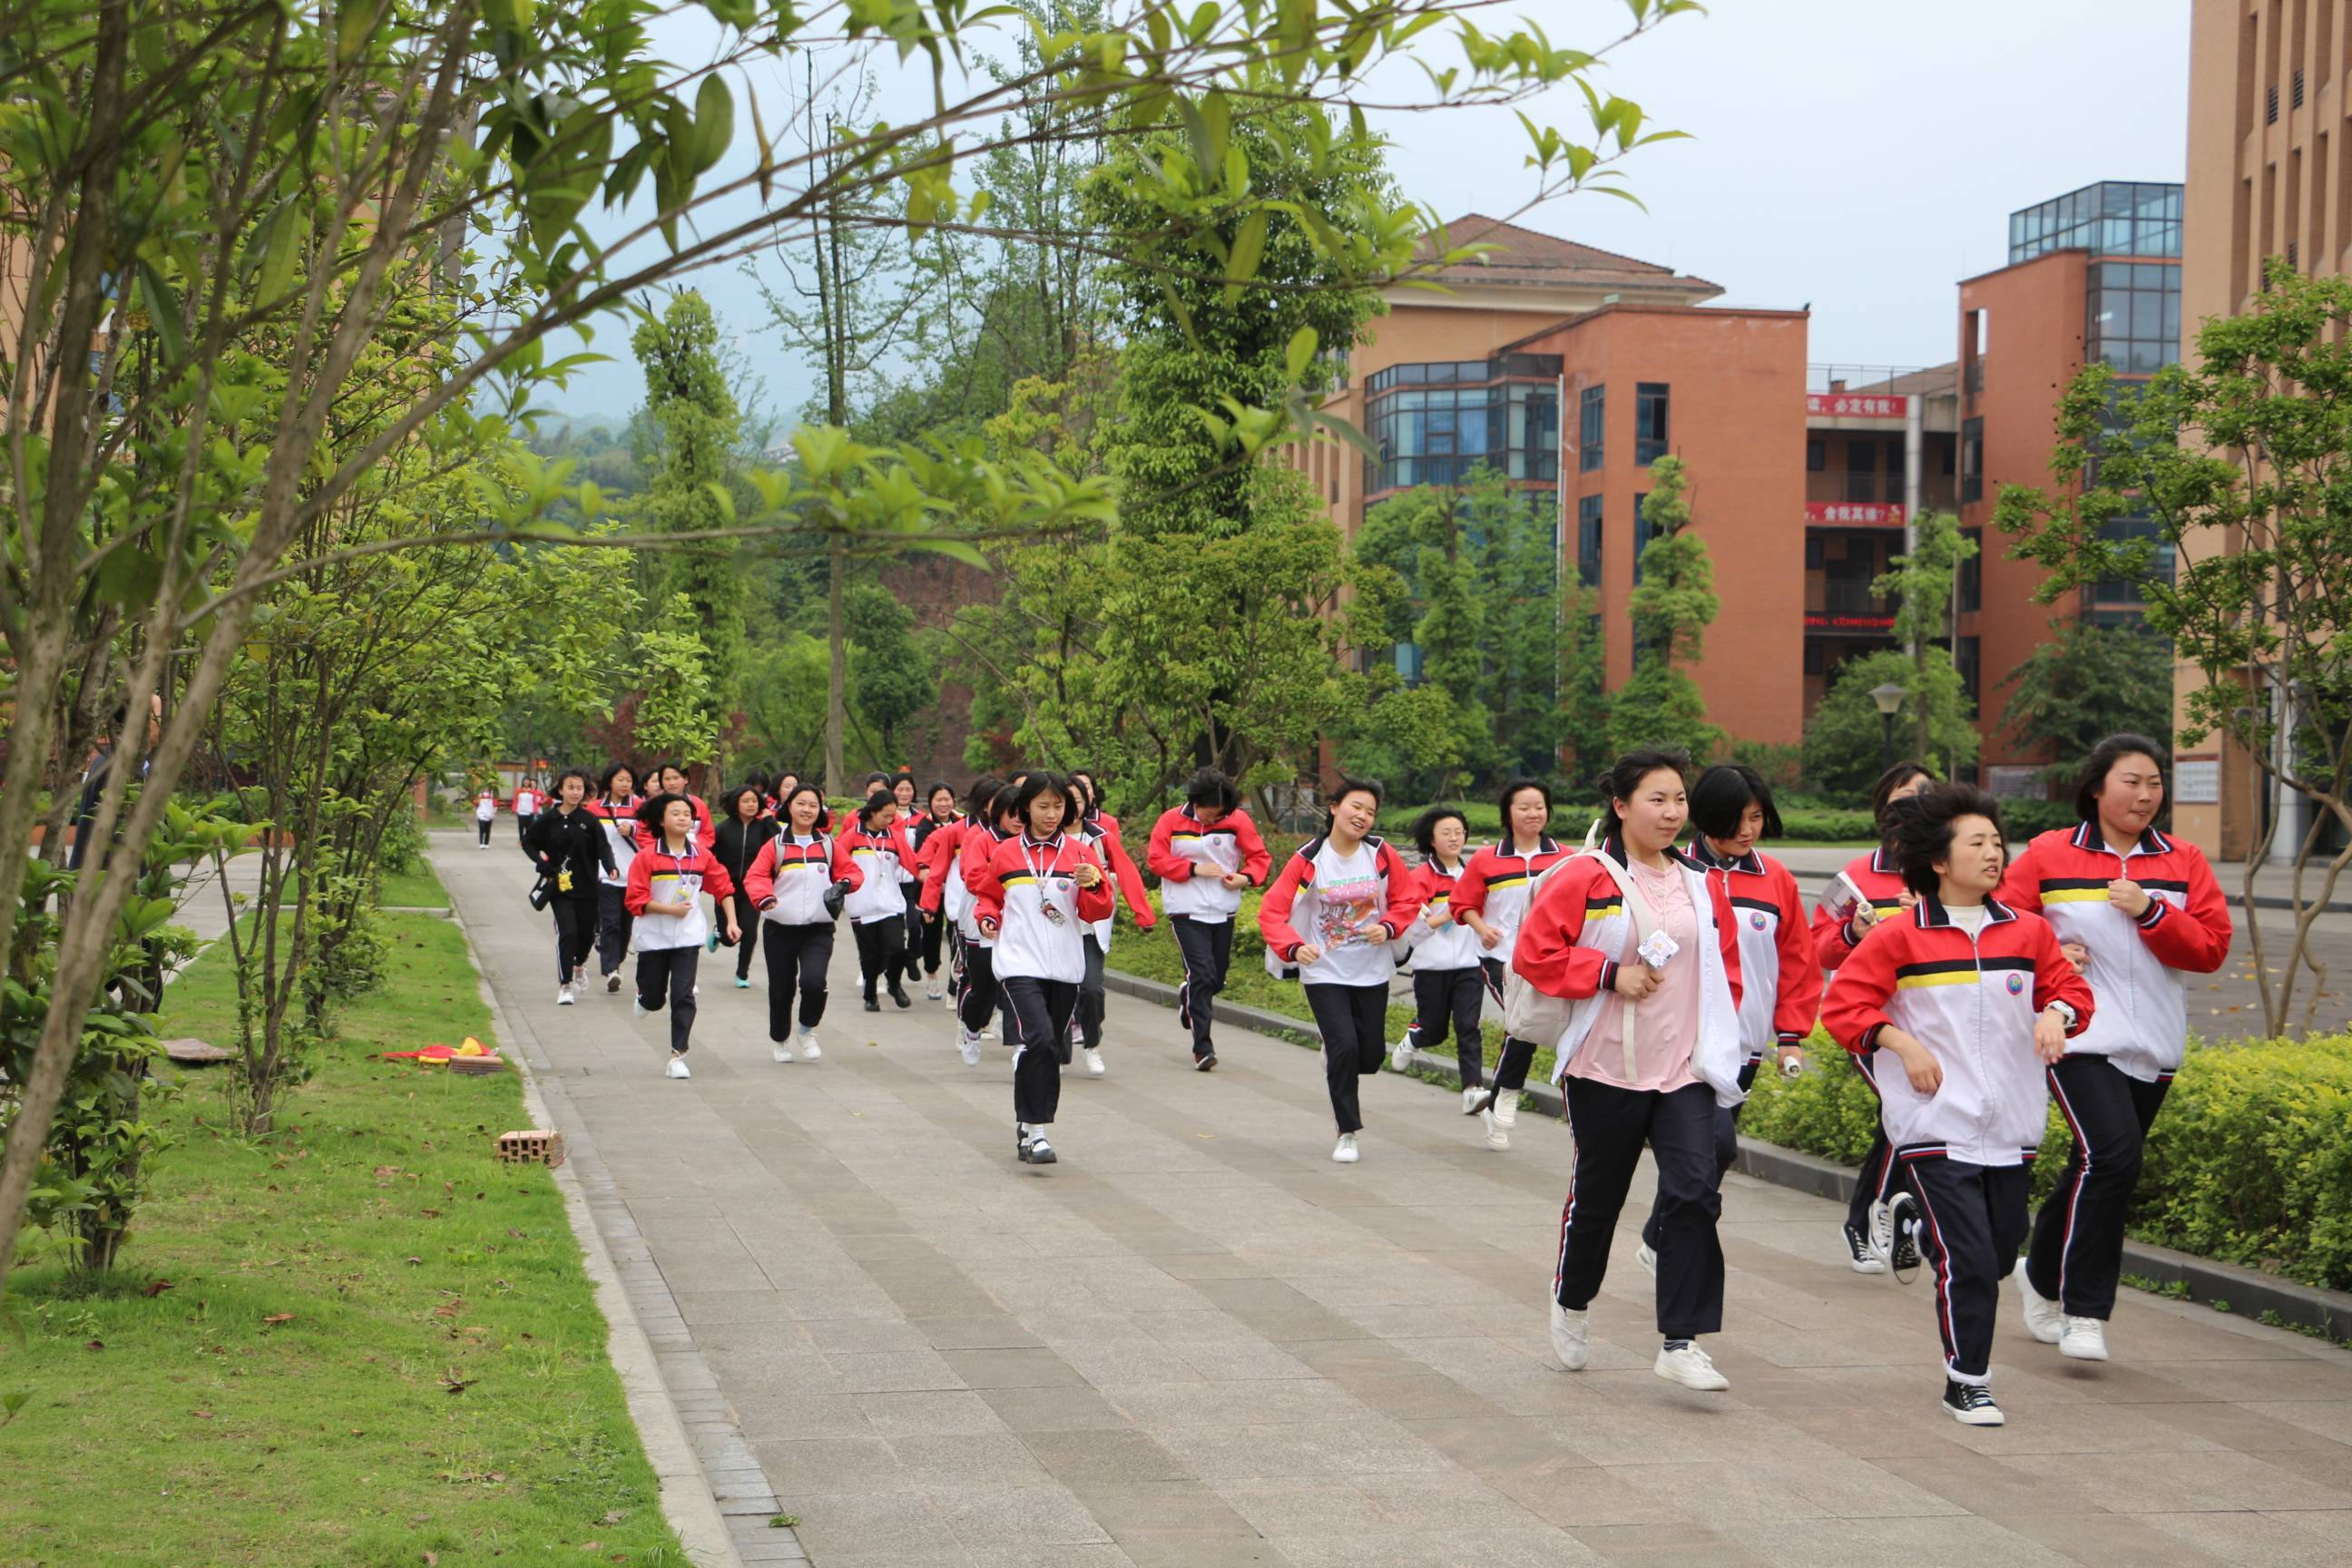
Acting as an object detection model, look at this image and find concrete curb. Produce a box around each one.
[437,877,755,1568]
[1103,964,2352,1342]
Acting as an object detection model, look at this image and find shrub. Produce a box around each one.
[1745,1032,2352,1291]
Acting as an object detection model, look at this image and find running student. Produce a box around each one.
[1516,750,1748,1395]
[907,781,960,1000]
[925,776,1012,1063]
[1259,778,1421,1164]
[1145,769,1271,1071]
[712,784,779,988]
[1452,778,1575,1150]
[475,786,497,848]
[1998,735,2230,1365]
[1389,806,1491,1117]
[1813,760,1937,1273]
[633,762,715,852]
[523,769,616,1006]
[744,782,847,1064]
[1066,771,1155,1078]
[1638,764,1820,1271]
[1823,784,2092,1427]
[972,772,1114,1166]
[513,777,540,845]
[586,764,641,994]
[624,791,742,1079]
[840,791,917,1011]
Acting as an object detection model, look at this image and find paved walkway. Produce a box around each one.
[435,835,2352,1568]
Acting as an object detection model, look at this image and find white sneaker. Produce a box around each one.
[771,1040,794,1063]
[665,1054,691,1080]
[2017,1272,2064,1345]
[1461,1086,1485,1115]
[958,1030,984,1066]
[1083,1047,1106,1077]
[926,983,943,1001]
[1636,1241,1657,1279]
[605,973,622,994]
[2060,1316,2110,1361]
[1491,1091,1519,1129]
[1550,1302,1590,1371]
[1332,1132,1360,1164]
[979,1025,996,1040]
[632,998,648,1019]
[798,1031,822,1061]
[1653,1342,1729,1391]
[1481,1108,1509,1151]
[557,984,574,1005]
[1388,1037,1416,1072]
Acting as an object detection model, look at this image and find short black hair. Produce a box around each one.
[963,774,1005,820]
[776,781,831,832]
[1324,776,1383,829]
[1012,771,1075,835]
[635,790,697,835]
[856,789,897,828]
[1870,760,1937,838]
[719,783,764,821]
[1411,805,1469,860]
[1184,768,1240,812]
[1597,749,1690,835]
[553,767,593,797]
[1887,783,2005,897]
[1497,776,1553,822]
[925,779,958,810]
[1690,763,1783,843]
[863,771,891,789]
[986,780,1026,829]
[598,761,637,799]
[2074,732,2169,822]
[889,770,916,791]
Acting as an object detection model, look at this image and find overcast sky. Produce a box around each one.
[544,0,2190,425]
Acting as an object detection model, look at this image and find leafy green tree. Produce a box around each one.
[1609,456,1720,760]
[631,292,749,672]
[1338,683,1486,802]
[631,593,726,769]
[1556,582,1614,779]
[0,0,1702,1299]
[1999,620,2177,779]
[845,583,939,765]
[1996,260,2352,1034]
[1803,649,1980,798]
[1878,510,1978,761]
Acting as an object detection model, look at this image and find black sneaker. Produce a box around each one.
[1844,1222,1886,1276]
[1942,1378,2004,1426]
[864,996,881,1013]
[1884,1192,1922,1280]
[1025,1134,1056,1165]
[888,985,912,1009]
[1194,1053,1217,1072]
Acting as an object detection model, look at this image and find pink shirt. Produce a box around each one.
[1565,857,1702,1093]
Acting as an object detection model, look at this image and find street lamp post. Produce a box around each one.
[1869,681,1908,773]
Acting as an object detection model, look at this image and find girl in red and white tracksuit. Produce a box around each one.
[1640,763,1823,1259]
[1996,735,2230,1361]
[1067,772,1155,1076]
[919,776,996,1011]
[1145,769,1272,1070]
[930,779,1021,1060]
[1451,777,1576,1148]
[1515,750,1748,1393]
[908,785,963,999]
[623,792,741,1078]
[838,791,918,1011]
[1259,779,1423,1163]
[1823,784,2093,1427]
[972,772,1114,1165]
[1393,806,1489,1115]
[744,782,850,1063]
[586,765,642,988]
[1812,760,1938,1272]
[634,762,715,853]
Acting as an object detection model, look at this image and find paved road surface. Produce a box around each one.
[436,834,2352,1568]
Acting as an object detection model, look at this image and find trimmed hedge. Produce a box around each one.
[1744,1032,2352,1292]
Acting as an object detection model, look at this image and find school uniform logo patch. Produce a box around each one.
[2006,973,2026,995]
[1749,911,1767,930]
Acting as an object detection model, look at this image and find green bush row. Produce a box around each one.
[1743,1032,2352,1292]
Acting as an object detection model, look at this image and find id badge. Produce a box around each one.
[1041,901,1068,927]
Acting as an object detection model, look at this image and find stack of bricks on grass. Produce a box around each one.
[494,1129,565,1168]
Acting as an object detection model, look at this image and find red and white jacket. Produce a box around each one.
[1811,846,1910,970]
[972,832,1115,983]
[1687,839,1822,1057]
[834,824,916,926]
[1512,840,1749,1104]
[1996,822,2230,1082]
[585,796,642,888]
[632,792,716,854]
[1820,894,2094,1167]
[1146,805,1272,922]
[1403,854,1483,972]
[744,831,848,926]
[1452,836,1576,965]
[1076,811,1155,950]
[1258,834,1422,987]
[918,818,968,915]
[622,840,737,951]
[949,824,1013,946]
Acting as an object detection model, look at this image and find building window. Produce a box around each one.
[1958,528,1983,612]
[1846,439,1877,503]
[1396,642,1424,684]
[1960,416,1984,505]
[1634,382,1669,466]
[1807,438,1825,472]
[1359,359,1561,493]
[1803,642,1824,676]
[1575,495,1603,587]
[2294,68,2306,110]
[1631,493,1651,585]
[1579,386,1605,471]
[2087,259,2182,376]
[1955,635,1980,702]
[1805,534,1824,570]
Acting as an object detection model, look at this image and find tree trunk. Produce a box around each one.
[827,536,847,795]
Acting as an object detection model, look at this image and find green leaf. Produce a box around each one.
[135,260,187,363]
[1222,211,1266,309]
[1285,327,1318,383]
[692,74,734,175]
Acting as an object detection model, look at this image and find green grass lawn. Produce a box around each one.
[376,857,450,909]
[0,914,689,1567]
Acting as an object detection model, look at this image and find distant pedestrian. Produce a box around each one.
[908,782,962,1001]
[586,764,640,992]
[513,777,539,845]
[840,789,917,1011]
[743,782,847,1063]
[625,791,740,1079]
[523,769,615,1006]
[475,786,497,848]
[1452,779,1575,1149]
[1391,806,1488,1114]
[1144,769,1271,1071]
[1066,771,1156,1077]
[713,784,781,987]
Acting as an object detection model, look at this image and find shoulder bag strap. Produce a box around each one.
[1583,853,1658,1081]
